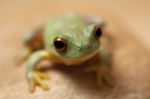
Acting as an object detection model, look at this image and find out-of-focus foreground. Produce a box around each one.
[0,0,150,99]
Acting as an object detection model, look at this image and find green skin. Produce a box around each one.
[19,14,112,93]
[45,15,99,58]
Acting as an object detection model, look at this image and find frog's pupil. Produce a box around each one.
[54,38,67,51]
[95,28,102,37]
[54,41,65,49]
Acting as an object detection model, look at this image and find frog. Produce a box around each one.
[17,14,112,93]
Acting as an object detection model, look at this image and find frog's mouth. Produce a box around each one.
[60,48,99,66]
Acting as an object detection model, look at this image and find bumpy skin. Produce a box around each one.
[17,14,112,93]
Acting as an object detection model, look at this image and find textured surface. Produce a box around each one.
[0,0,150,99]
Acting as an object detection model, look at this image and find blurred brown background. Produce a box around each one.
[0,0,150,99]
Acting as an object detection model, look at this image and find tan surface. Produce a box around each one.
[0,0,150,99]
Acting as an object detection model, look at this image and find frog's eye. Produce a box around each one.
[54,37,67,52]
[94,26,102,40]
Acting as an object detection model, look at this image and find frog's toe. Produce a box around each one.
[103,73,113,87]
[29,81,36,93]
[28,71,49,93]
[40,82,49,91]
[36,72,50,80]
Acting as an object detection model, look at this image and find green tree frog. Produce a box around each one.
[17,14,112,93]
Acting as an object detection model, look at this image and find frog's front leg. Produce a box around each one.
[85,44,112,87]
[27,50,51,93]
[96,43,113,87]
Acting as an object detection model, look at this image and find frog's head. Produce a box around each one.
[49,24,103,65]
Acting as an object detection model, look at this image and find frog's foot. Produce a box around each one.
[95,67,113,88]
[102,70,113,87]
[28,71,50,93]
